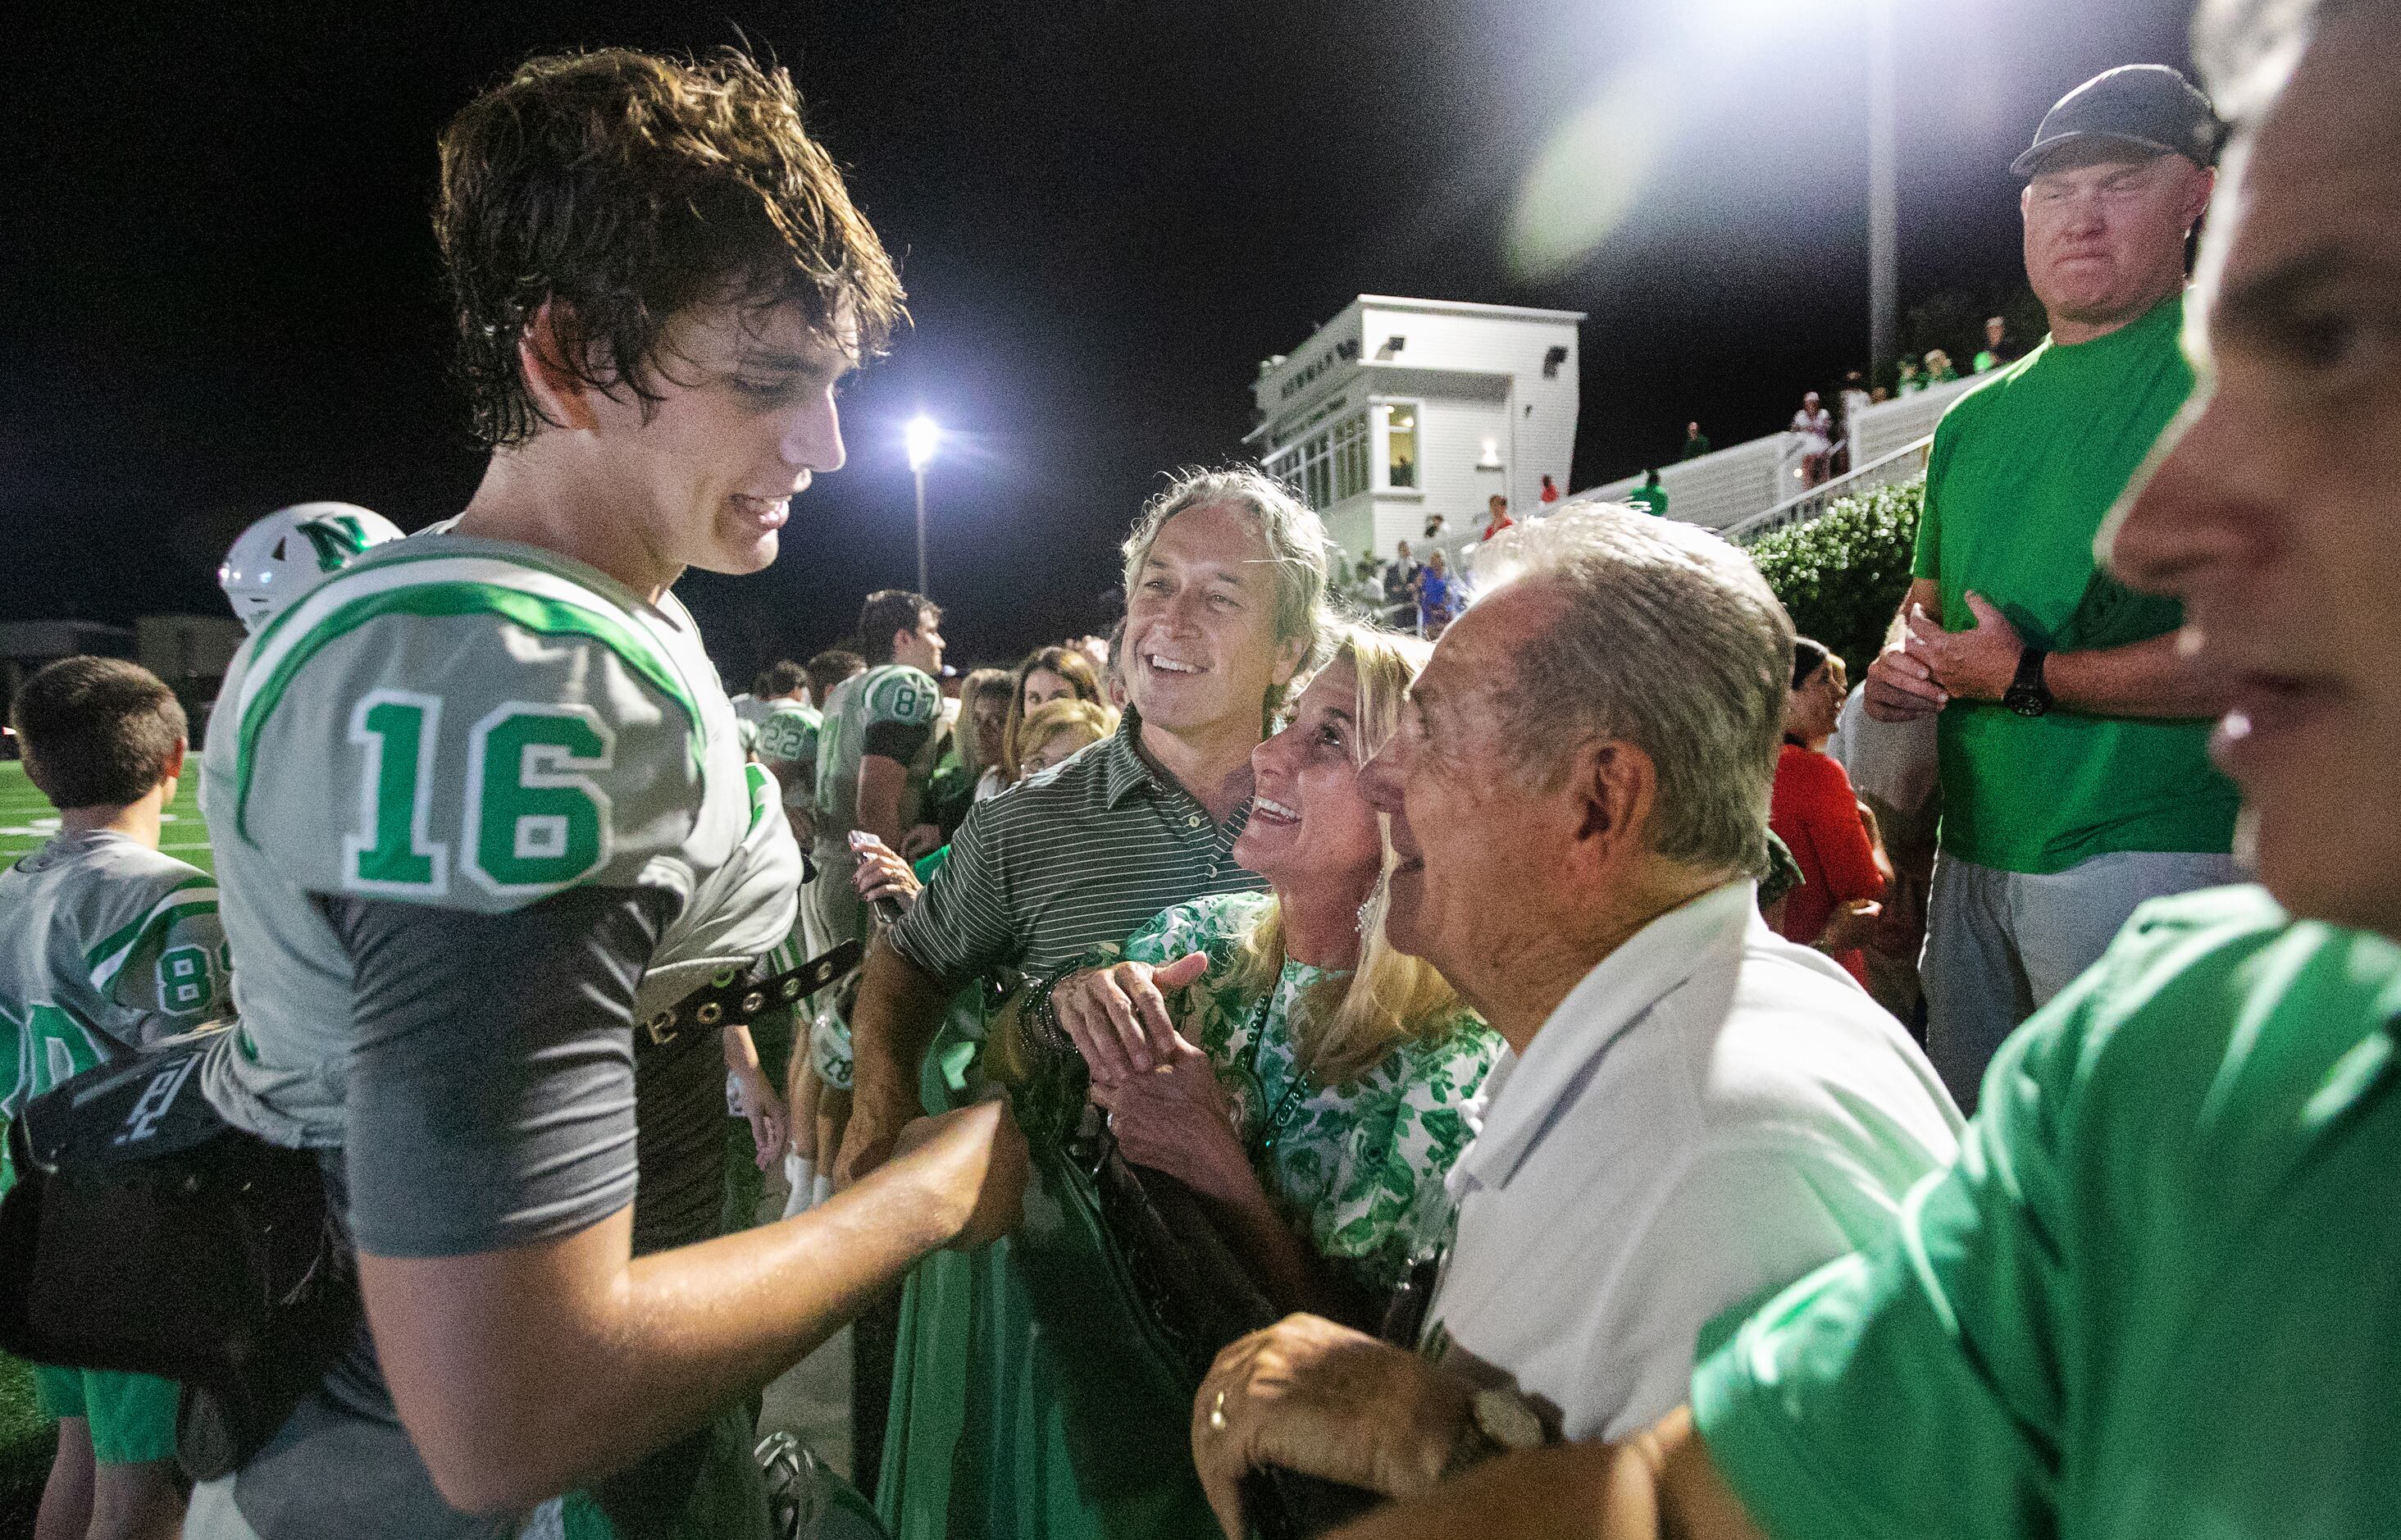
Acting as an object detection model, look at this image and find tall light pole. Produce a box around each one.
[904,414,939,598]
[1866,0,1898,381]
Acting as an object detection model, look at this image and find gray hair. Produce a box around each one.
[1121,467,1337,704]
[1466,505,1793,877]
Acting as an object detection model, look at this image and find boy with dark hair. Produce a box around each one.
[3,657,229,1540]
[188,48,1022,1540]
[804,649,865,712]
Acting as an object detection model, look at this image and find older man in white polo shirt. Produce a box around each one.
[1188,506,1962,1537]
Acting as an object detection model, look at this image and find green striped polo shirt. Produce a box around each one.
[889,708,1267,982]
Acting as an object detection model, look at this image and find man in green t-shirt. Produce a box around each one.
[1624,468,1668,517]
[1863,63,2238,1111]
[1305,10,2401,1537]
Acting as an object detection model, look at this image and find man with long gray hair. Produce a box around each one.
[833,466,1333,1535]
[1189,504,1961,1536]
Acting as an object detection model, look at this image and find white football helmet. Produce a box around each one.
[219,503,403,633]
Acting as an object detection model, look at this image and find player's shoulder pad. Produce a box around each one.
[859,664,942,728]
[755,701,820,762]
[75,848,221,1004]
[226,535,725,912]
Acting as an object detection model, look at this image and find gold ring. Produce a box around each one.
[1209,1388,1228,1433]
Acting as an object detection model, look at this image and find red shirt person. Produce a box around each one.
[1770,641,1884,984]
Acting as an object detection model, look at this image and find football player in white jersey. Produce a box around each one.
[2,658,230,1540]
[186,48,1024,1540]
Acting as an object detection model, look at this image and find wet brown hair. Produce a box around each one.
[437,47,906,447]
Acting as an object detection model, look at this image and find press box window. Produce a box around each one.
[1382,403,1419,489]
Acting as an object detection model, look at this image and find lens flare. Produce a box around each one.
[1506,66,1674,280]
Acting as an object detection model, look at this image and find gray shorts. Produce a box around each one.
[1922,848,2244,1114]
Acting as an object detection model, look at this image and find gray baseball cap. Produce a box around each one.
[2011,64,2223,179]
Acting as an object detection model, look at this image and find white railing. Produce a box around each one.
[1720,436,1934,545]
[1574,434,1808,532]
[1850,374,1980,462]
[1562,373,1984,535]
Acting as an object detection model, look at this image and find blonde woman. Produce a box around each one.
[1013,696,1115,780]
[1050,626,1500,1312]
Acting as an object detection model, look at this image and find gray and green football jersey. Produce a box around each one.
[197,532,795,1147]
[0,832,229,1181]
[635,759,804,1023]
[756,700,822,812]
[810,663,943,852]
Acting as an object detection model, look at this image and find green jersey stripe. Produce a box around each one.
[238,553,699,732]
[79,873,216,969]
[234,580,704,842]
[87,892,221,994]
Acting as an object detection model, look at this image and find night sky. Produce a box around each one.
[3,0,2189,681]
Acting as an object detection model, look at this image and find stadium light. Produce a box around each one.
[905,415,940,596]
[905,414,941,473]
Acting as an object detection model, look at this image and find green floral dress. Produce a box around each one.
[1103,891,1500,1296]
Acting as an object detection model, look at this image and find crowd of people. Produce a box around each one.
[0,4,2395,1539]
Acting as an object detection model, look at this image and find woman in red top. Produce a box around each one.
[1770,640,1885,985]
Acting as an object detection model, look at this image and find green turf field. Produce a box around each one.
[0,759,213,875]
[0,760,195,1514]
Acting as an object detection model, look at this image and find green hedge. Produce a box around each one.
[1743,480,1923,681]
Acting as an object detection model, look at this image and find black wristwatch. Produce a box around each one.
[2003,646,2052,718]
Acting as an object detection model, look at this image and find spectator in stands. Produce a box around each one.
[1188,508,1958,1534]
[1835,370,1870,474]
[997,642,1105,785]
[1332,12,2401,1533]
[1415,549,1456,637]
[1539,473,1560,504]
[1790,390,1834,485]
[1626,469,1668,517]
[1679,421,1711,461]
[1896,356,1925,394]
[1481,494,1515,542]
[1866,62,2236,1112]
[1383,541,1421,624]
[1348,554,1387,615]
[1923,348,1960,385]
[1971,314,2021,372]
[1424,513,1447,542]
[1770,640,1884,986]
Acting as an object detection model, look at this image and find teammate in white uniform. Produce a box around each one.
[183,48,1024,1540]
[2,658,230,1540]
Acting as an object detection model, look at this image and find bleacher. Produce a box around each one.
[1570,375,1980,535]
